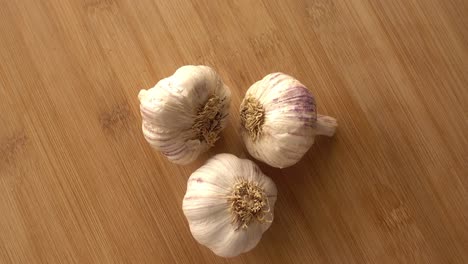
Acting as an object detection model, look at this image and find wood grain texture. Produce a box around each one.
[0,0,467,263]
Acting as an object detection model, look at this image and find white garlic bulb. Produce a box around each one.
[240,73,337,168]
[183,153,277,257]
[138,65,231,165]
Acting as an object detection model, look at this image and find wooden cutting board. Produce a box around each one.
[1,0,467,263]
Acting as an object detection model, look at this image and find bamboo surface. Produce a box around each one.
[1,0,467,263]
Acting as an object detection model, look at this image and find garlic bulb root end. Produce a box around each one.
[240,96,265,141]
[227,179,271,230]
[191,94,224,146]
[314,114,337,137]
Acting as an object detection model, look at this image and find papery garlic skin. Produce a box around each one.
[240,73,337,168]
[183,154,277,258]
[138,65,231,165]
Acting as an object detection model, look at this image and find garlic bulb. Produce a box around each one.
[183,153,277,257]
[240,73,337,168]
[138,65,231,165]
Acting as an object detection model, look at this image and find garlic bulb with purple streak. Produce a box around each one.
[138,65,231,165]
[240,73,337,168]
[183,153,277,257]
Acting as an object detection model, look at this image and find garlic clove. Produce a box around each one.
[240,73,337,168]
[182,154,277,257]
[138,65,231,165]
[211,221,265,258]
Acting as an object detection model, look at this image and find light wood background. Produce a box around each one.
[1,0,467,263]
